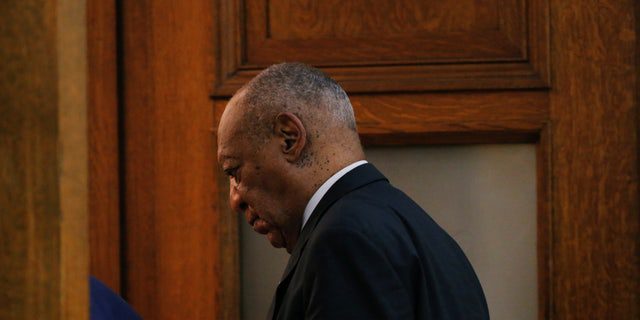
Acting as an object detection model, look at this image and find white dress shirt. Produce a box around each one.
[300,160,368,230]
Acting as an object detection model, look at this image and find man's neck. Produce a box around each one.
[300,160,368,231]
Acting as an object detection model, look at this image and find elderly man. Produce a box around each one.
[217,63,489,319]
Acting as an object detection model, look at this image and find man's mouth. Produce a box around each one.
[252,218,271,234]
[245,208,285,248]
[246,209,269,234]
[245,209,259,227]
[248,215,259,227]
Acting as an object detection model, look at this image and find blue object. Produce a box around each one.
[90,276,142,320]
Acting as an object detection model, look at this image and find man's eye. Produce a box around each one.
[224,167,238,178]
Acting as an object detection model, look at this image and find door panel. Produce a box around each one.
[240,145,538,320]
[213,0,549,95]
[96,0,639,319]
[367,145,537,320]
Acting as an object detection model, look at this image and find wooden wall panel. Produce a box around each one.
[88,0,121,293]
[536,125,553,320]
[0,0,88,318]
[212,0,549,95]
[121,0,219,319]
[1,3,61,317]
[58,0,90,317]
[267,1,498,40]
[248,0,521,63]
[549,1,639,318]
[351,91,547,145]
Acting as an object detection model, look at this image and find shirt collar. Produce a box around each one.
[301,160,368,230]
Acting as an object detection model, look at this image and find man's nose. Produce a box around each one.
[229,183,248,214]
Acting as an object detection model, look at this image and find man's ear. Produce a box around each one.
[274,112,306,162]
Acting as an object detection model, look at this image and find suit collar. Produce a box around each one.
[270,163,387,318]
[295,163,387,252]
[301,160,368,230]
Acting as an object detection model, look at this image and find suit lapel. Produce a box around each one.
[269,164,387,319]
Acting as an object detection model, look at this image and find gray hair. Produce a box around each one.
[235,62,356,143]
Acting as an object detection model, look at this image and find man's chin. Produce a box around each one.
[267,230,286,249]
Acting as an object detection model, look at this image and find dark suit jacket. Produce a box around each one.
[268,164,489,319]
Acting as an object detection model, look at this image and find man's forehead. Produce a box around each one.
[217,103,246,162]
[216,129,242,162]
[218,89,247,132]
[217,139,244,165]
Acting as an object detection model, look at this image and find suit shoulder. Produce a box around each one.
[319,180,425,229]
[319,183,400,230]
[310,181,419,251]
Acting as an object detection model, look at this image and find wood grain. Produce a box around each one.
[0,0,88,318]
[352,91,547,140]
[58,0,89,318]
[121,0,219,318]
[549,0,639,318]
[214,62,550,96]
[248,0,523,63]
[213,0,549,95]
[0,2,60,317]
[536,124,552,320]
[268,0,497,40]
[88,0,121,292]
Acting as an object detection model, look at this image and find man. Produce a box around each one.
[217,62,489,319]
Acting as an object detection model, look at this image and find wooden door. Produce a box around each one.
[88,0,639,319]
